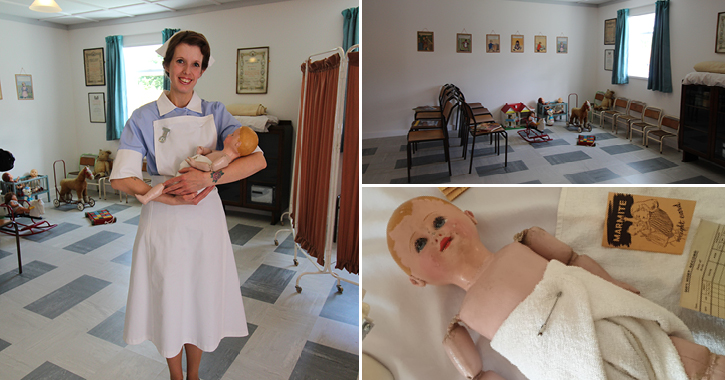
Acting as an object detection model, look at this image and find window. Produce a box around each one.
[627,13,655,79]
[123,44,163,115]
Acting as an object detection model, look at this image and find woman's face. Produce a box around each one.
[166,42,205,96]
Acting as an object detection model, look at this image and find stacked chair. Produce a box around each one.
[406,91,457,183]
[589,91,606,126]
[458,93,507,174]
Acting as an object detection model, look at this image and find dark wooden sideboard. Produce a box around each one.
[217,120,293,224]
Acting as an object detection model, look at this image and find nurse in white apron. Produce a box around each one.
[110,31,265,380]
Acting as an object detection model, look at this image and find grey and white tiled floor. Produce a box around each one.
[362,121,725,184]
[0,194,358,380]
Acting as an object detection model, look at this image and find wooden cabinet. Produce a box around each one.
[217,121,293,224]
[679,84,725,167]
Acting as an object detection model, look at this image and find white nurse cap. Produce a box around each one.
[156,30,216,68]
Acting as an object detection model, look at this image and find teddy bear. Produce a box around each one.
[594,89,615,111]
[94,150,112,178]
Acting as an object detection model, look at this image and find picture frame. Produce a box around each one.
[88,92,106,123]
[605,49,614,71]
[716,12,725,54]
[557,36,568,54]
[236,46,269,94]
[83,47,106,86]
[511,34,524,53]
[417,31,434,52]
[457,33,472,53]
[486,34,500,53]
[15,74,33,100]
[604,18,617,45]
[534,35,547,53]
[0,79,3,100]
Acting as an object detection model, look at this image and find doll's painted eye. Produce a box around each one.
[415,237,427,252]
[433,216,446,229]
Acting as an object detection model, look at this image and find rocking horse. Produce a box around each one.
[54,165,96,211]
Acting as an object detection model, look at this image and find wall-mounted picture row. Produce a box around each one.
[418,31,567,54]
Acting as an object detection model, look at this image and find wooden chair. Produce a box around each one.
[68,154,105,196]
[406,129,451,183]
[614,100,645,135]
[589,91,605,125]
[629,106,663,144]
[414,85,456,121]
[410,96,458,153]
[646,115,679,154]
[600,97,629,131]
[461,102,507,174]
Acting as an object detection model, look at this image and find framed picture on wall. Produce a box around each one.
[418,31,434,52]
[511,34,524,53]
[486,34,500,53]
[236,46,269,94]
[88,92,106,123]
[457,33,472,53]
[535,35,547,53]
[15,74,33,100]
[557,37,568,54]
[604,49,614,71]
[716,11,725,53]
[83,48,106,86]
[604,18,617,45]
[0,79,3,100]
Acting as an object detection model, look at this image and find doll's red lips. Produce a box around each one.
[440,237,452,251]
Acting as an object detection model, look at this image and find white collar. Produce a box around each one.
[157,91,202,116]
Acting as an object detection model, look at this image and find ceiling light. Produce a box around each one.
[29,0,62,13]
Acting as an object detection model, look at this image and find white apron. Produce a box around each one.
[123,114,248,358]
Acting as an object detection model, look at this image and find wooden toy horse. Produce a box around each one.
[59,166,93,203]
[569,100,591,131]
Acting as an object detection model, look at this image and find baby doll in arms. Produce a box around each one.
[386,196,725,380]
[136,126,259,204]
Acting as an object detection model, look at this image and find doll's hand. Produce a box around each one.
[612,279,640,295]
[173,185,215,205]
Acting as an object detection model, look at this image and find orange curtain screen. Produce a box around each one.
[292,54,341,265]
[336,51,359,274]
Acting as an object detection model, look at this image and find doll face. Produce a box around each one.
[389,198,479,286]
[30,169,38,177]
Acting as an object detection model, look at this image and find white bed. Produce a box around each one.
[361,187,725,380]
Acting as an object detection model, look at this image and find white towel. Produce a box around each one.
[490,260,690,380]
[556,187,725,356]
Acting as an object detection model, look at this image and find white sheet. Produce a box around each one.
[232,115,279,133]
[556,187,725,357]
[682,71,725,88]
[361,187,725,380]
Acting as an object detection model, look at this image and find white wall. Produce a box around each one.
[0,21,78,180]
[594,0,724,120]
[362,0,599,139]
[0,0,356,185]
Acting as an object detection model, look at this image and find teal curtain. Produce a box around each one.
[161,28,180,91]
[342,7,359,51]
[611,9,629,85]
[105,35,127,141]
[647,1,672,93]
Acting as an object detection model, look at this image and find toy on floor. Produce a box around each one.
[546,108,555,126]
[518,112,553,143]
[577,135,596,147]
[53,160,96,211]
[386,196,725,380]
[94,150,112,178]
[568,101,592,133]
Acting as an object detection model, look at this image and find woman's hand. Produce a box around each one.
[170,185,215,205]
[162,166,211,196]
